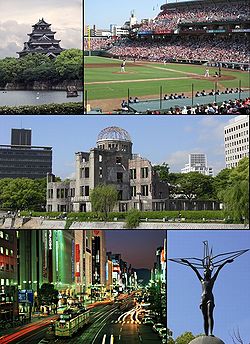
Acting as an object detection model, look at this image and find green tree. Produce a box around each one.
[37,283,59,311]
[0,178,47,211]
[55,49,83,80]
[153,162,170,181]
[90,184,118,219]
[167,328,175,344]
[174,173,214,200]
[175,332,196,344]
[125,209,141,228]
[213,168,231,200]
[220,157,249,223]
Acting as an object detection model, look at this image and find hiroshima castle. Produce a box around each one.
[17,18,64,58]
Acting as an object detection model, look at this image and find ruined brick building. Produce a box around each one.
[47,126,169,212]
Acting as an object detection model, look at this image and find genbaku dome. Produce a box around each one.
[46,126,219,213]
[47,126,168,212]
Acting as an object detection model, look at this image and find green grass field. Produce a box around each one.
[84,56,249,109]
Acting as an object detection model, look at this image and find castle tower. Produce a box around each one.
[17,18,64,58]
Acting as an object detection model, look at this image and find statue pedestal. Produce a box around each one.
[189,336,225,344]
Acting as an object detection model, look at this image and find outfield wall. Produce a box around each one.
[84,50,115,58]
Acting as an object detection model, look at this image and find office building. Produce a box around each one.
[0,128,52,179]
[224,115,249,168]
[181,153,213,176]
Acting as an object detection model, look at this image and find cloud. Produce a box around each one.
[0,21,30,58]
[198,116,227,142]
[165,149,201,173]
[0,0,81,58]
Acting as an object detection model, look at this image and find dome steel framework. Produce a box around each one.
[97,126,131,142]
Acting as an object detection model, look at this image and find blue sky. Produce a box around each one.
[0,115,235,178]
[167,230,250,343]
[85,0,189,28]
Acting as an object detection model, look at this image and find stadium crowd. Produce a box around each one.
[140,98,250,114]
[109,36,248,64]
[84,37,115,51]
[139,2,249,32]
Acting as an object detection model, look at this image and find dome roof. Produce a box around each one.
[97,126,131,142]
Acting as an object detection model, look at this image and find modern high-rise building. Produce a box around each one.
[181,153,213,176]
[11,129,31,146]
[0,128,52,179]
[18,230,75,293]
[0,229,18,321]
[224,115,249,168]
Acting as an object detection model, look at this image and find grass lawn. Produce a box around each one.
[84,56,249,101]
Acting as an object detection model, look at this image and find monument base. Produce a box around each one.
[189,336,225,344]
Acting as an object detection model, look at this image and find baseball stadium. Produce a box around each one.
[84,0,250,114]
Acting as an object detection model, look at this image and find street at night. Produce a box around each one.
[1,294,163,343]
[0,230,166,344]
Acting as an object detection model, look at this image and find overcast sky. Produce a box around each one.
[0,0,82,58]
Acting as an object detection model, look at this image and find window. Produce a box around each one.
[85,186,89,196]
[48,189,53,199]
[5,248,9,256]
[56,189,60,198]
[131,186,136,197]
[118,190,123,200]
[65,189,68,198]
[48,205,52,212]
[99,154,102,162]
[11,265,14,271]
[70,188,75,197]
[117,172,123,183]
[116,157,122,164]
[5,233,9,241]
[141,185,149,196]
[141,167,149,178]
[80,186,84,196]
[60,189,65,198]
[0,231,3,239]
[10,250,14,256]
[85,167,89,178]
[130,169,136,179]
[0,247,3,255]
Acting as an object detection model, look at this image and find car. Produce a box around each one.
[159,328,167,338]
[143,318,154,325]
[153,323,164,333]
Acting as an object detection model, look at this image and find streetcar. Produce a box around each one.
[55,308,90,337]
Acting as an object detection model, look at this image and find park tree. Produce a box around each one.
[213,168,231,200]
[0,178,47,211]
[153,162,170,181]
[167,328,175,344]
[175,331,196,344]
[37,283,59,312]
[90,184,118,219]
[219,157,249,223]
[174,172,214,200]
[55,49,83,80]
